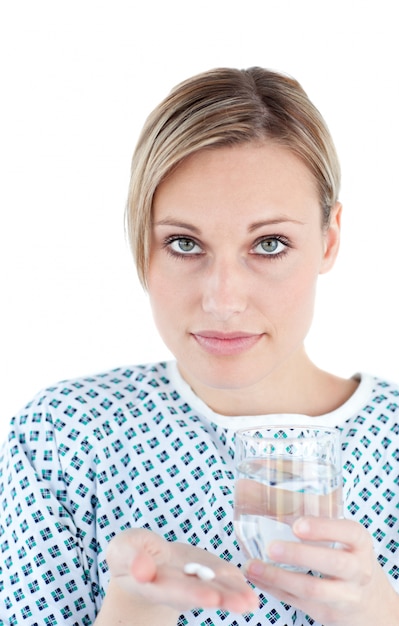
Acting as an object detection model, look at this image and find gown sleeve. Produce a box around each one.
[0,393,100,625]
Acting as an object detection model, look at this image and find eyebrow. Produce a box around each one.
[248,217,305,231]
[153,218,201,234]
[153,216,305,233]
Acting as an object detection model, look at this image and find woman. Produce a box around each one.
[1,67,398,626]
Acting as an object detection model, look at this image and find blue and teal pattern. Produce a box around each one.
[0,362,398,625]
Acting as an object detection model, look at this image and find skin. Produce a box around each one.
[95,528,258,626]
[244,516,399,626]
[148,141,354,417]
[95,142,399,625]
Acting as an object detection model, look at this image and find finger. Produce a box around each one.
[208,571,259,613]
[267,539,360,581]
[244,559,321,597]
[212,579,259,613]
[293,516,373,551]
[244,560,353,625]
[130,548,158,583]
[138,562,259,613]
[107,528,165,581]
[244,559,349,609]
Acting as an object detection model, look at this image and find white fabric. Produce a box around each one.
[0,361,398,625]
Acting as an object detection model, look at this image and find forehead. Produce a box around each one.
[152,142,320,224]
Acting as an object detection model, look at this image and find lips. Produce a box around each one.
[191,331,263,356]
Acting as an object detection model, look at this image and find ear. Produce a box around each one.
[319,202,342,274]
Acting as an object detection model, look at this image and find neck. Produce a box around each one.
[179,350,358,417]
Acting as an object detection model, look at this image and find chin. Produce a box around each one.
[185,360,271,392]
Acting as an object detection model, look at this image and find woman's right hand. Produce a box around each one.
[95,528,259,625]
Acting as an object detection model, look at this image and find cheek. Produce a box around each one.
[148,256,199,302]
[292,280,318,324]
[147,265,194,336]
[148,276,170,316]
[261,265,318,322]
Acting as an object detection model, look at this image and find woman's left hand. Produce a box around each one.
[243,516,399,626]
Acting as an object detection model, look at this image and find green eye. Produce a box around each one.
[167,237,202,256]
[177,238,196,252]
[260,239,279,253]
[252,237,289,257]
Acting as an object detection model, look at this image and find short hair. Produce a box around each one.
[126,67,341,286]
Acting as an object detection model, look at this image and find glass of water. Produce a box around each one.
[233,425,343,572]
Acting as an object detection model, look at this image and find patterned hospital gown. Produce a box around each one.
[0,361,398,625]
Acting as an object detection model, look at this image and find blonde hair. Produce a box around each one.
[126,67,341,286]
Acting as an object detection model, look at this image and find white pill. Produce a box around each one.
[184,562,201,575]
[183,562,215,581]
[196,565,216,581]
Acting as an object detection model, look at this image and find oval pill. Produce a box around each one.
[196,565,215,581]
[183,562,215,580]
[184,562,201,575]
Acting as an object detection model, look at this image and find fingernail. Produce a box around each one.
[244,559,265,577]
[268,541,285,559]
[293,517,310,535]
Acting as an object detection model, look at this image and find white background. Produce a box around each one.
[1,0,398,440]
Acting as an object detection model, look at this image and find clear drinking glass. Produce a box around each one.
[233,425,343,572]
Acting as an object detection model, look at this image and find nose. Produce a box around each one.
[201,256,248,321]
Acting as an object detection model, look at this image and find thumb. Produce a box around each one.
[106,528,159,583]
[130,547,158,583]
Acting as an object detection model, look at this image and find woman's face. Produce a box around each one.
[148,142,340,411]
